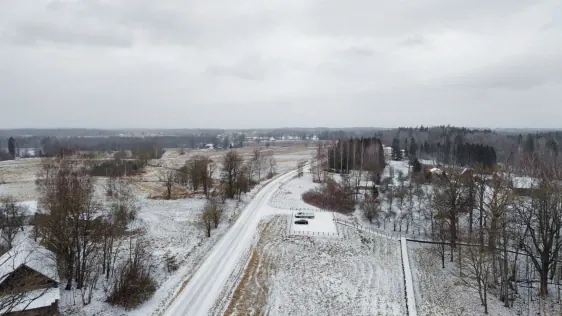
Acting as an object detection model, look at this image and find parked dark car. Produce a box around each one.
[294,219,308,225]
[295,212,315,219]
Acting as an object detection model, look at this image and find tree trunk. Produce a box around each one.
[469,208,473,238]
[484,283,488,314]
[75,249,82,289]
[502,224,510,307]
[450,213,457,250]
[488,217,497,252]
[540,266,549,297]
[441,242,445,268]
[479,183,484,246]
[65,251,74,290]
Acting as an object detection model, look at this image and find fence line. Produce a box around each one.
[288,230,340,237]
[400,237,417,316]
[334,219,416,315]
[335,219,401,240]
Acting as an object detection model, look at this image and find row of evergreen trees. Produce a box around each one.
[391,137,497,168]
[421,142,497,167]
[0,137,17,161]
[327,137,385,172]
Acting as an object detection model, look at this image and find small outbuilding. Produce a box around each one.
[0,242,60,316]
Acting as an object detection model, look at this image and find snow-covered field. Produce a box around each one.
[0,145,316,316]
[0,158,41,200]
[137,146,314,196]
[269,173,321,210]
[226,215,407,316]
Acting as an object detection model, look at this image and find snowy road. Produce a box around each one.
[164,170,298,316]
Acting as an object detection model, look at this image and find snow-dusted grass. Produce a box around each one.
[289,211,338,235]
[0,158,41,200]
[60,179,270,316]
[137,147,315,196]
[227,215,407,316]
[408,244,518,316]
[269,173,321,210]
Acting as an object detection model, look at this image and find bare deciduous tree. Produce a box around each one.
[516,157,562,297]
[466,245,493,314]
[159,169,175,200]
[266,152,277,179]
[297,160,306,178]
[200,206,214,237]
[361,198,380,224]
[236,163,251,200]
[0,196,25,250]
[205,200,222,229]
[433,170,471,260]
[36,158,99,292]
[222,151,242,199]
[252,149,265,182]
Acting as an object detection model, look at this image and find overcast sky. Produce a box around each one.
[0,0,561,129]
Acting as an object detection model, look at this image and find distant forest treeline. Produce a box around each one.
[1,126,561,172]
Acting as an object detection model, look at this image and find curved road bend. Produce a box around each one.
[164,170,297,316]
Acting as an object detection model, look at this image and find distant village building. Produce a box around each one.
[510,176,540,197]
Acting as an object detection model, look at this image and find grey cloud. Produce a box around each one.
[339,46,377,57]
[299,0,538,37]
[46,0,65,11]
[398,35,429,47]
[205,57,270,81]
[8,22,134,48]
[448,55,562,90]
[0,0,561,129]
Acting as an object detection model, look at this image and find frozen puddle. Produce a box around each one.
[288,211,340,237]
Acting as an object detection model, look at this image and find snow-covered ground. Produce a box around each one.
[8,150,557,316]
[0,158,41,200]
[289,211,338,235]
[137,147,314,196]
[226,215,406,316]
[409,245,517,316]
[164,169,298,316]
[0,146,315,316]
[61,171,296,316]
[269,173,321,210]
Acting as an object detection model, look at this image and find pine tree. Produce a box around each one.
[391,138,402,160]
[409,137,418,157]
[7,137,15,159]
[524,134,535,153]
[412,159,422,173]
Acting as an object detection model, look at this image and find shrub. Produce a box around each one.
[164,251,179,273]
[302,178,355,213]
[107,240,157,310]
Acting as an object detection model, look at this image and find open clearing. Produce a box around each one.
[225,215,407,316]
[269,172,321,210]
